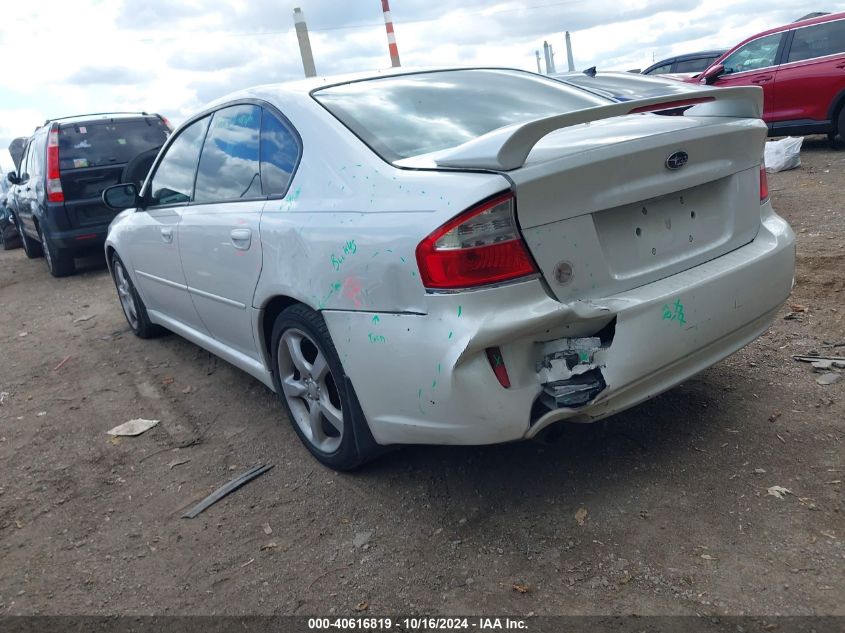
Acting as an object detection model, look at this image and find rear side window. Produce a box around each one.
[313,69,608,162]
[149,116,211,206]
[788,20,845,63]
[193,105,262,203]
[674,57,716,73]
[260,111,299,196]
[29,133,47,181]
[722,33,783,74]
[645,63,673,75]
[58,118,170,170]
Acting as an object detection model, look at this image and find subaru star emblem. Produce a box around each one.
[666,151,689,170]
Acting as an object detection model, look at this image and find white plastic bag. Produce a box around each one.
[764,137,803,173]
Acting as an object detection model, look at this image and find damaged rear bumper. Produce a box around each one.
[323,206,794,446]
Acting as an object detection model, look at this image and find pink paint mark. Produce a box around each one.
[342,276,363,309]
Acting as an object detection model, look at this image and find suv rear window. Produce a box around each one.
[58,118,170,170]
[313,69,608,162]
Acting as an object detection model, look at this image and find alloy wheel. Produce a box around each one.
[277,328,344,453]
[113,260,140,330]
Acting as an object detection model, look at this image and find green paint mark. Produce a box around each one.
[432,379,437,389]
[457,305,462,317]
[400,256,406,263]
[368,333,386,344]
[372,314,380,324]
[662,298,687,326]
[437,363,441,374]
[493,354,503,367]
[448,331,453,339]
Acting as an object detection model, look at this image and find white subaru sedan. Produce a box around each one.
[103,68,795,469]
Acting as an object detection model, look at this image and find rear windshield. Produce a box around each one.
[58,118,170,170]
[313,69,609,161]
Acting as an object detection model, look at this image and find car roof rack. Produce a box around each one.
[43,111,153,125]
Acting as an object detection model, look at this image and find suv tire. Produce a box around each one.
[270,304,382,470]
[41,230,75,277]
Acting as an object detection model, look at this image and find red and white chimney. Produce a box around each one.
[381,0,401,67]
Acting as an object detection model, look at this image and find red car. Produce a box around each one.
[691,12,845,141]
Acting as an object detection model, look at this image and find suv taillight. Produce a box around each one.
[759,163,769,203]
[46,125,64,203]
[415,192,538,290]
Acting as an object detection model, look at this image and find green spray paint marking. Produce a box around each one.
[318,282,342,309]
[437,363,441,374]
[432,379,437,389]
[367,333,386,344]
[448,331,453,339]
[493,354,503,367]
[457,305,462,317]
[372,314,380,324]
[662,298,687,326]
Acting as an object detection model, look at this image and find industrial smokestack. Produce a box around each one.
[548,44,557,73]
[543,41,551,74]
[293,7,316,77]
[381,0,401,67]
[535,50,542,74]
[565,31,575,71]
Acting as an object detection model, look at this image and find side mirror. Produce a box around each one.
[6,171,20,185]
[103,183,141,210]
[700,64,725,85]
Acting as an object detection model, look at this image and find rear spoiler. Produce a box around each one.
[434,86,763,171]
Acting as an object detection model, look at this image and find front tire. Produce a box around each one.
[270,304,378,470]
[41,230,75,277]
[110,254,162,339]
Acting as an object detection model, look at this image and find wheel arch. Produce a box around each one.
[260,294,308,363]
[826,86,845,130]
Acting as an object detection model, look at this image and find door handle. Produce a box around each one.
[160,227,174,243]
[230,228,252,250]
[751,75,773,84]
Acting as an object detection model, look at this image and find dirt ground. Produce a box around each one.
[0,138,842,617]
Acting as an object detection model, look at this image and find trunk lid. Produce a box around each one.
[512,114,767,301]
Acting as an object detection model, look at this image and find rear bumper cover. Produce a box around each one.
[324,205,795,446]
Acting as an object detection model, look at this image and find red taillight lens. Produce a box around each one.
[485,347,511,388]
[759,163,769,203]
[46,125,64,203]
[415,193,538,290]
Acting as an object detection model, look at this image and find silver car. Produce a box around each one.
[103,68,795,469]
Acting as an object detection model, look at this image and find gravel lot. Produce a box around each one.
[0,138,842,616]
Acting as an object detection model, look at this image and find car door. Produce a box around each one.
[177,104,267,359]
[713,32,786,121]
[770,19,845,126]
[126,115,211,333]
[13,137,39,239]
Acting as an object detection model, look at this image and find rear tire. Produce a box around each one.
[19,225,43,259]
[110,254,162,339]
[40,230,75,277]
[836,107,845,147]
[270,304,381,470]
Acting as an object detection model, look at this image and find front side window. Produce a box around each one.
[788,20,845,63]
[193,104,261,203]
[260,111,299,196]
[314,69,608,162]
[722,33,784,74]
[149,116,210,206]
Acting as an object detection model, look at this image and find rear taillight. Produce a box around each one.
[46,125,64,203]
[759,163,769,203]
[415,193,538,290]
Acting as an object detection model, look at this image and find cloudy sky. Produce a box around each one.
[1,0,843,171]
